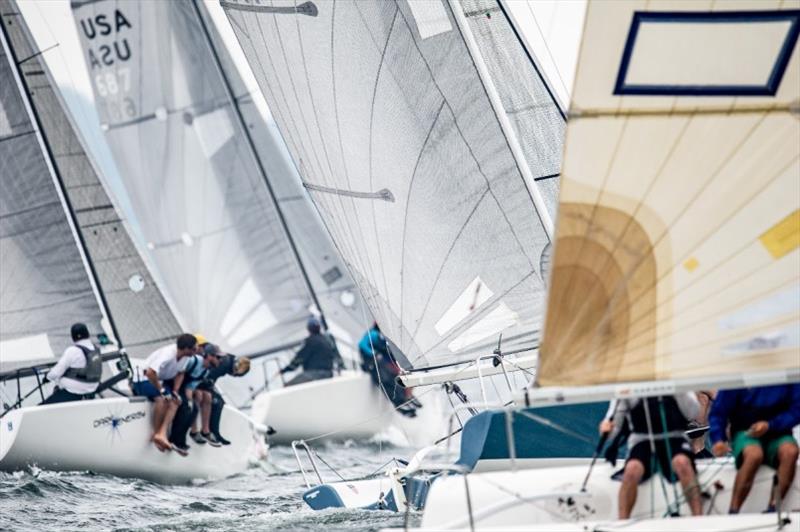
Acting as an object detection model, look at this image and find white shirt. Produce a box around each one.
[46,339,99,395]
[144,344,189,381]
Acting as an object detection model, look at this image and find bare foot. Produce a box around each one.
[153,435,171,452]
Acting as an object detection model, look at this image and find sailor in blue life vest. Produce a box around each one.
[358,322,420,417]
[709,384,800,514]
[41,323,103,404]
[200,351,250,445]
[167,342,223,453]
[280,317,344,386]
[599,394,703,519]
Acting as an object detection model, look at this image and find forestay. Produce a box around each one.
[71,0,352,355]
[221,0,560,368]
[0,1,180,372]
[537,0,800,387]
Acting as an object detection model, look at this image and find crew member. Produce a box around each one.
[280,317,342,386]
[181,343,222,447]
[358,322,419,417]
[600,394,703,518]
[710,384,800,513]
[201,352,250,445]
[42,323,102,404]
[132,333,196,453]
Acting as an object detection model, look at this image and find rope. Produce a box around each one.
[658,397,682,513]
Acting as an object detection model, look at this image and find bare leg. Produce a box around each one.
[731,445,764,512]
[200,391,212,434]
[152,398,166,432]
[772,442,799,507]
[672,454,702,516]
[619,459,644,519]
[155,399,179,447]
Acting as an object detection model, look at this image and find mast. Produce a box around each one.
[190,0,330,329]
[0,11,122,346]
[447,0,555,241]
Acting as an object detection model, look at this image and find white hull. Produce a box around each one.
[387,512,800,531]
[0,397,265,483]
[251,372,394,444]
[416,458,800,529]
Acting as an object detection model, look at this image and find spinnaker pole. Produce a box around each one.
[0,11,122,346]
[190,0,331,329]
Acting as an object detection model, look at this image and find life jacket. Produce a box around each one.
[628,396,688,435]
[184,355,206,382]
[63,344,103,383]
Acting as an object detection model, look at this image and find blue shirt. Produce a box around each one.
[709,384,800,443]
[359,328,388,358]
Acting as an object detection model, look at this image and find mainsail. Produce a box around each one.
[536,1,800,388]
[71,0,366,355]
[221,0,562,368]
[0,0,182,370]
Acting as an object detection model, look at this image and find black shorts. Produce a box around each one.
[626,438,694,483]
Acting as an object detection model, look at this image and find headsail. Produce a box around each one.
[537,1,800,388]
[0,0,181,371]
[71,0,362,355]
[221,0,562,368]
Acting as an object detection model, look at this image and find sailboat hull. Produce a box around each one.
[0,397,264,483]
[251,372,393,444]
[416,458,800,529]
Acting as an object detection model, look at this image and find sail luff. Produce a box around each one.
[190,0,329,329]
[0,10,119,346]
[447,0,554,241]
[495,0,567,120]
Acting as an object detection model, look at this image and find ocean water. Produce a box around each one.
[0,442,421,531]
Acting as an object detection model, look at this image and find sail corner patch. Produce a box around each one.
[760,209,800,259]
[407,0,452,40]
[614,10,800,96]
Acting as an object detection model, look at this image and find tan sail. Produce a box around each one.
[538,0,800,386]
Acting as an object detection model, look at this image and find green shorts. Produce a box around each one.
[731,431,797,469]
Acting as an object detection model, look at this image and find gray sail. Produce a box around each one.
[71,0,340,355]
[461,0,564,219]
[1,1,183,365]
[221,0,561,368]
[194,1,369,346]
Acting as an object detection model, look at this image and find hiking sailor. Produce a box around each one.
[599,393,703,518]
[182,343,222,447]
[709,383,800,514]
[358,322,420,417]
[132,333,197,453]
[41,323,102,404]
[279,317,343,386]
[200,351,250,445]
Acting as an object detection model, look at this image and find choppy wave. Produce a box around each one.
[0,443,420,531]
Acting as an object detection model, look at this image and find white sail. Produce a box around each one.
[0,0,183,370]
[220,0,563,369]
[71,0,366,355]
[535,0,800,389]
